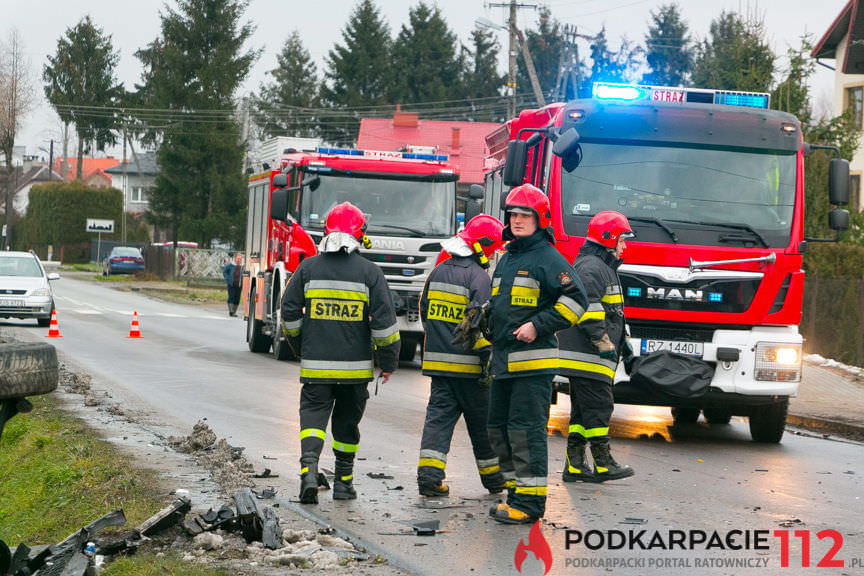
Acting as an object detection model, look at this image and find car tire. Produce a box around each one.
[671,406,700,424]
[37,304,54,328]
[749,398,788,443]
[0,342,59,401]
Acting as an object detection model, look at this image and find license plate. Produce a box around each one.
[640,339,704,357]
[0,299,25,307]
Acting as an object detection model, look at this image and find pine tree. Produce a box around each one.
[517,7,565,104]
[461,27,505,122]
[771,35,815,126]
[691,11,774,92]
[134,0,259,248]
[253,31,319,138]
[43,17,123,180]
[320,0,392,145]
[641,3,694,87]
[390,2,462,104]
[581,28,642,97]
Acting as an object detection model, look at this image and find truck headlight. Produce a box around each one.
[754,342,801,382]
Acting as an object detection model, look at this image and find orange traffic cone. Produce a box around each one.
[46,310,62,338]
[128,311,142,338]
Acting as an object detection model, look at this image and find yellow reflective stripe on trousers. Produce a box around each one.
[479,464,501,475]
[372,324,400,346]
[333,440,359,453]
[418,458,446,469]
[491,286,499,296]
[507,348,559,372]
[568,424,609,438]
[300,428,326,440]
[283,318,302,336]
[514,486,548,496]
[300,359,374,379]
[418,449,446,469]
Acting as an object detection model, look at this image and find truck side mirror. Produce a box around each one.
[272,173,288,188]
[829,208,850,231]
[828,158,850,205]
[305,174,321,192]
[552,128,580,158]
[465,200,481,221]
[271,188,289,221]
[469,184,484,200]
[502,140,528,187]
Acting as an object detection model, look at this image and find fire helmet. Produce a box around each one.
[504,184,553,239]
[586,211,635,248]
[458,215,505,264]
[325,202,372,248]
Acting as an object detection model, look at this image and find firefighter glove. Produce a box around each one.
[452,305,484,351]
[593,333,617,361]
[621,340,635,374]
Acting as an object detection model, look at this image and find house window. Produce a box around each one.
[851,173,861,213]
[845,86,863,127]
[131,186,149,203]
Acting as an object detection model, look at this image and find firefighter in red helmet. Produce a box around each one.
[486,184,588,524]
[557,210,636,483]
[417,214,506,497]
[281,202,400,504]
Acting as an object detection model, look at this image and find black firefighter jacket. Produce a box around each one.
[488,230,588,379]
[557,240,626,384]
[281,250,400,384]
[419,255,492,378]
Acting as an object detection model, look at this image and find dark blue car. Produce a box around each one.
[103,247,145,276]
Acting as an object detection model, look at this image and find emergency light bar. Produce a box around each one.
[591,82,770,109]
[317,147,449,162]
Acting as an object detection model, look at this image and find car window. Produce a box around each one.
[0,257,43,277]
[112,248,142,257]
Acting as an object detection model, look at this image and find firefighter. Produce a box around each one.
[281,202,400,504]
[417,215,506,497]
[486,184,588,524]
[557,211,636,483]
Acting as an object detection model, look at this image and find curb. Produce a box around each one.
[787,413,864,440]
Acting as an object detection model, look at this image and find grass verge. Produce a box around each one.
[0,393,229,576]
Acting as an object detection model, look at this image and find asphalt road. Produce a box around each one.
[6,275,863,576]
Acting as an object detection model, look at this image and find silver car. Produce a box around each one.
[0,251,59,327]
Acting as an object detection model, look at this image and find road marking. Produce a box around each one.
[73,309,103,315]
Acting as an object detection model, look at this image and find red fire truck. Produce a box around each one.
[243,145,465,361]
[483,82,850,442]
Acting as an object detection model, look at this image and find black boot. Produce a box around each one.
[299,462,320,504]
[333,456,357,500]
[562,442,596,483]
[481,470,507,494]
[589,441,634,482]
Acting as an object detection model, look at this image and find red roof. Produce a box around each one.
[357,117,500,183]
[53,157,121,185]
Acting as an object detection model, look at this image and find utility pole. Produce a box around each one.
[488,0,537,119]
[122,120,128,245]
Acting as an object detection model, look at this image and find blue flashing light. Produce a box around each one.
[593,83,647,101]
[714,92,769,109]
[403,153,449,161]
[318,147,363,156]
[627,287,642,298]
[708,292,723,303]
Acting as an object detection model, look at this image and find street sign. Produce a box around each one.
[86,219,115,233]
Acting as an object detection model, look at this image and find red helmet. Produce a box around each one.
[325,202,369,245]
[504,184,552,230]
[458,215,505,261]
[586,211,635,248]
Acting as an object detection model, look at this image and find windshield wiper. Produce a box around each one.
[369,224,425,237]
[626,216,679,243]
[692,221,769,248]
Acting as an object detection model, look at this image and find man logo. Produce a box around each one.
[646,287,704,302]
[514,520,552,575]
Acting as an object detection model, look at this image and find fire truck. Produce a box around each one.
[243,145,467,361]
[483,82,850,442]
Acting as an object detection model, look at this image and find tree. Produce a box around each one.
[517,7,565,103]
[0,29,34,250]
[581,28,642,97]
[692,11,774,92]
[460,27,505,121]
[43,16,123,180]
[390,2,462,104]
[771,36,815,127]
[134,0,259,248]
[252,31,319,139]
[320,0,392,145]
[641,3,694,86]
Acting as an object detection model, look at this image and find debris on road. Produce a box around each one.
[166,420,254,495]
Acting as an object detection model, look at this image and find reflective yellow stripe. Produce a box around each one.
[558,359,616,379]
[333,440,359,453]
[427,290,469,304]
[341,474,353,482]
[418,458,446,469]
[300,428,326,440]
[301,368,374,379]
[305,288,369,302]
[568,424,608,438]
[514,486,548,496]
[511,285,539,304]
[601,294,624,304]
[473,337,491,349]
[373,331,401,346]
[508,358,559,371]
[301,466,309,474]
[577,311,605,323]
[491,286,499,295]
[285,328,301,337]
[555,302,580,324]
[478,465,500,475]
[596,466,609,473]
[422,360,482,374]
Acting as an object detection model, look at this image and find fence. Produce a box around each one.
[144,246,232,284]
[801,276,864,367]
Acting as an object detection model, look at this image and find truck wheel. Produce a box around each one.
[748,398,788,443]
[671,406,700,424]
[703,407,732,425]
[272,307,297,361]
[0,342,59,401]
[246,289,272,353]
[399,336,419,362]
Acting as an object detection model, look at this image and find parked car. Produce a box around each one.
[0,251,59,327]
[102,247,145,276]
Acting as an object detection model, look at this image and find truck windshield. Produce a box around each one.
[300,174,456,237]
[559,142,797,248]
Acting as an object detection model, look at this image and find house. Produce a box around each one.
[53,157,121,188]
[11,164,65,215]
[104,152,159,215]
[356,111,500,195]
[813,0,864,212]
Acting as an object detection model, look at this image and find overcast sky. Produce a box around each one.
[1,0,846,156]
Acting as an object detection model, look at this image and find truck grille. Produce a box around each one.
[362,253,427,265]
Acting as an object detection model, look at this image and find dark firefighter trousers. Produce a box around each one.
[299,383,369,482]
[567,376,614,455]
[418,376,499,489]
[487,374,553,518]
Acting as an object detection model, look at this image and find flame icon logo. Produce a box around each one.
[514,520,552,575]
